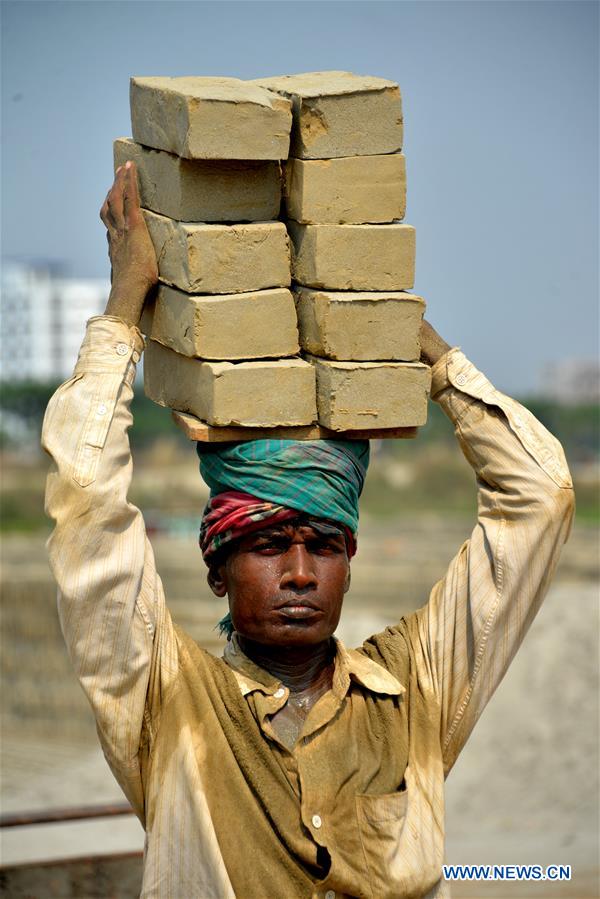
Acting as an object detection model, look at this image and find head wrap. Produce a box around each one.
[197,439,369,564]
[200,491,357,564]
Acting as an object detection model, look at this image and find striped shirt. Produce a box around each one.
[42,316,574,899]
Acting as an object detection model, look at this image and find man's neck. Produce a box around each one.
[237,635,335,694]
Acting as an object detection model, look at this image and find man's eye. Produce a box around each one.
[307,540,339,554]
[254,540,285,553]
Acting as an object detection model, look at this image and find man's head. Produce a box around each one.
[207,515,351,647]
[196,438,370,645]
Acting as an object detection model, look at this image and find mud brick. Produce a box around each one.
[306,355,431,430]
[285,153,406,224]
[288,221,416,291]
[143,211,290,294]
[144,285,298,360]
[252,71,402,159]
[114,138,282,222]
[130,76,292,159]
[295,287,424,360]
[144,340,317,427]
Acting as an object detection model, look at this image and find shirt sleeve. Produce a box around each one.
[41,315,179,819]
[415,349,575,775]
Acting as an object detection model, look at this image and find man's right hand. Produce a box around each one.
[100,161,158,327]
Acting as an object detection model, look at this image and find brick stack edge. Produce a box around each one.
[117,72,431,432]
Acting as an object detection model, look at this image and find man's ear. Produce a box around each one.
[344,564,351,594]
[207,564,228,598]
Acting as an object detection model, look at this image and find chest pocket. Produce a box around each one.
[356,789,408,875]
[355,768,444,899]
[357,787,407,827]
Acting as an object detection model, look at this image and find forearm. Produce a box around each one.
[43,316,144,529]
[42,317,176,796]
[419,319,451,366]
[104,287,148,327]
[419,349,574,772]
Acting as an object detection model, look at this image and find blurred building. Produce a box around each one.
[1,261,110,382]
[541,358,600,406]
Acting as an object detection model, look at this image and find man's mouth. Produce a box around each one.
[276,598,322,619]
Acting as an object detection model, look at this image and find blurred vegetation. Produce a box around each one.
[0,380,184,450]
[1,381,598,533]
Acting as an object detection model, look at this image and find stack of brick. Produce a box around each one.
[116,76,318,427]
[253,71,431,431]
[116,72,431,438]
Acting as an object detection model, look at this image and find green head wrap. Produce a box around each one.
[196,438,370,536]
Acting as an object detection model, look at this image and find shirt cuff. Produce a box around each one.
[431,348,573,489]
[74,316,145,377]
[431,348,484,399]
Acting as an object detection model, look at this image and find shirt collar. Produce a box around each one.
[336,638,405,696]
[223,632,405,698]
[223,633,281,696]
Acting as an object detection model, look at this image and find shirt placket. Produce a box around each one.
[256,686,347,846]
[295,690,349,899]
[298,743,341,899]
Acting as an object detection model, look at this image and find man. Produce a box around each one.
[43,162,574,898]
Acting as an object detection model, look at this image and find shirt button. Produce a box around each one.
[311,814,322,829]
[274,688,285,699]
[132,350,140,363]
[513,415,524,428]
[455,373,467,386]
[116,343,129,356]
[97,403,107,416]
[325,892,335,899]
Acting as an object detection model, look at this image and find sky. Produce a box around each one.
[2,0,598,393]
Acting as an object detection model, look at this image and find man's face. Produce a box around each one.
[208,519,351,647]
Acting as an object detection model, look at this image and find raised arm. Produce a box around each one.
[42,163,175,819]
[414,325,574,774]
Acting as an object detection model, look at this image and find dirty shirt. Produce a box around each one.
[42,317,574,899]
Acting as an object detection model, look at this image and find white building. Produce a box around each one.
[1,262,110,382]
[541,358,600,406]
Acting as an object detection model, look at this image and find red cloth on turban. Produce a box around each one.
[200,490,356,564]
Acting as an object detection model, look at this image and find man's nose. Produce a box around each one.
[280,544,317,591]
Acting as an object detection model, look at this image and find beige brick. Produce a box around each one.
[252,71,402,159]
[144,340,316,426]
[114,138,282,222]
[143,211,290,294]
[306,355,431,430]
[285,154,406,224]
[295,287,424,361]
[144,285,299,360]
[130,76,292,160]
[288,221,416,291]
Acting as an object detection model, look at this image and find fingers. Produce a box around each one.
[100,176,117,228]
[99,165,126,230]
[100,162,143,236]
[122,161,143,225]
[100,196,111,229]
[108,166,126,229]
[100,194,117,238]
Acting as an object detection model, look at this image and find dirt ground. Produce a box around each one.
[1,516,598,897]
